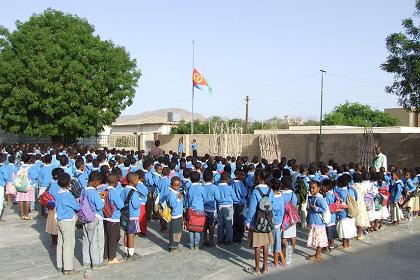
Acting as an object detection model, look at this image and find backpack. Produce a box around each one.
[295,178,308,205]
[254,188,275,233]
[14,167,30,193]
[282,194,301,231]
[120,189,136,231]
[374,193,384,211]
[39,189,55,210]
[69,177,82,199]
[101,189,115,218]
[346,190,359,218]
[77,190,96,223]
[120,167,131,186]
[313,196,331,224]
[364,193,374,211]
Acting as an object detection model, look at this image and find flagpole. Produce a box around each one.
[191,40,195,136]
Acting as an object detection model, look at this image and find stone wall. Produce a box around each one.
[158,133,420,168]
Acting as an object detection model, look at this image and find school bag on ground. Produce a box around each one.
[282,193,300,231]
[254,188,275,233]
[69,177,82,199]
[120,189,136,231]
[14,167,30,193]
[77,190,96,223]
[295,178,308,205]
[346,191,359,218]
[101,190,115,218]
[39,186,55,210]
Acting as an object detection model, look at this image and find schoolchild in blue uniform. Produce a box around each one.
[120,172,142,259]
[187,171,207,249]
[74,159,88,189]
[143,160,156,221]
[390,170,403,225]
[167,176,184,252]
[157,167,171,232]
[269,177,286,268]
[216,172,235,244]
[82,171,105,269]
[55,172,80,275]
[335,174,357,249]
[103,173,124,264]
[245,170,274,275]
[202,169,219,247]
[306,181,328,262]
[232,170,248,243]
[322,179,338,250]
[404,170,418,220]
[280,176,298,257]
[135,170,149,236]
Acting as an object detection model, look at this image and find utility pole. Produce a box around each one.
[244,96,250,134]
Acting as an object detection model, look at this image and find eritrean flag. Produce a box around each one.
[193,68,212,93]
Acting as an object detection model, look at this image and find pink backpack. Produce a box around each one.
[281,195,300,231]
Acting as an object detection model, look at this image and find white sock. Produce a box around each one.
[124,247,128,254]
[128,248,134,256]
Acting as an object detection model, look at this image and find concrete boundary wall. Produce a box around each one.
[157,133,420,168]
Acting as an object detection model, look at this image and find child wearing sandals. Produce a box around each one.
[245,170,274,275]
[306,181,329,262]
[322,179,338,250]
[268,178,286,269]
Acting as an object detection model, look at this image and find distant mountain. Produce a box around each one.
[113,108,206,126]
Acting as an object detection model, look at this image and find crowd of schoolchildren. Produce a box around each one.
[0,144,419,276]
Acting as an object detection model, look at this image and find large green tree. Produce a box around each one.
[381,0,420,116]
[0,9,140,143]
[323,102,398,127]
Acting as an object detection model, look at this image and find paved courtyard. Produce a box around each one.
[0,205,419,280]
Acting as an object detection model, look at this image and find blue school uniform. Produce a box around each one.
[203,182,219,213]
[272,193,285,226]
[280,190,298,207]
[74,170,88,189]
[246,184,275,227]
[136,182,148,205]
[120,186,141,219]
[216,183,235,206]
[213,171,221,185]
[390,180,403,204]
[104,186,124,222]
[405,178,416,193]
[324,191,336,225]
[84,187,105,219]
[307,194,328,226]
[232,180,247,206]
[336,187,356,219]
[157,176,171,204]
[143,170,155,191]
[168,187,183,219]
[2,163,17,184]
[0,164,5,187]
[187,183,206,211]
[55,189,80,221]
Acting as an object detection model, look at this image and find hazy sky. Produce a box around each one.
[1,0,416,120]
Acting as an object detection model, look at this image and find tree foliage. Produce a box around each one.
[381,0,420,112]
[0,9,140,142]
[323,102,398,127]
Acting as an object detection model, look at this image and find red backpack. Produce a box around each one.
[101,190,115,218]
[39,191,55,210]
[120,168,131,186]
